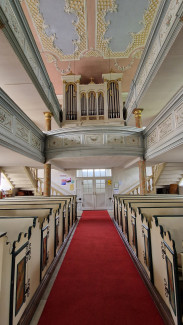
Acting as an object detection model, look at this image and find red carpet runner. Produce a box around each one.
[38,210,164,325]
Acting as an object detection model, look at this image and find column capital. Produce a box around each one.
[43,112,53,119]
[132,108,143,117]
[43,112,53,131]
[132,108,143,128]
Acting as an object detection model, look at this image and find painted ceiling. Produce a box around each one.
[21,0,160,95]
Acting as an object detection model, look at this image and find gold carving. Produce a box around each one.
[25,0,87,61]
[132,108,143,118]
[89,77,95,84]
[65,82,77,92]
[96,0,160,58]
[133,108,143,128]
[88,91,96,98]
[107,80,119,90]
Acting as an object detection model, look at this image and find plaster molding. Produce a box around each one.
[24,0,159,61]
[0,0,61,125]
[45,126,144,159]
[0,88,45,162]
[126,0,183,119]
[144,87,183,160]
[24,0,87,61]
[45,125,143,136]
[96,0,160,59]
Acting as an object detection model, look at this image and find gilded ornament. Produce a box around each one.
[25,0,87,61]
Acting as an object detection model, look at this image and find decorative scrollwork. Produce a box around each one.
[26,243,31,262]
[25,278,30,298]
[164,278,169,297]
[161,241,166,259]
[47,227,50,238]
[143,250,146,263]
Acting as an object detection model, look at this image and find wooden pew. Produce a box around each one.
[128,202,183,253]
[4,195,77,223]
[115,195,183,227]
[0,217,41,325]
[119,197,183,239]
[0,207,63,258]
[150,216,183,325]
[2,196,75,234]
[0,197,78,325]
[114,194,183,223]
[0,199,69,235]
[132,206,183,270]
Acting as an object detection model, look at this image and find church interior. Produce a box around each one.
[1,0,183,324]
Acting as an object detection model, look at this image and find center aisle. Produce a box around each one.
[38,210,164,325]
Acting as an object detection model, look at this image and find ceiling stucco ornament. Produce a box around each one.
[114,48,143,72]
[96,0,160,58]
[45,53,72,74]
[24,0,87,60]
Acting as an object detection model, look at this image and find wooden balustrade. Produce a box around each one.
[37,178,64,196]
[125,163,165,195]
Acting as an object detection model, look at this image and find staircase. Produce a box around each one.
[125,162,183,195]
[2,167,64,196]
[156,163,183,186]
[2,167,37,193]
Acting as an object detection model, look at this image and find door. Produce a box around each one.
[95,179,106,209]
[82,179,94,209]
[81,179,111,210]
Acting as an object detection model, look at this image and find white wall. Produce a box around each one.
[112,166,152,194]
[38,168,76,195]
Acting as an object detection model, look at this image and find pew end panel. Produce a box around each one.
[40,217,52,282]
[0,232,11,325]
[0,217,41,325]
[128,207,138,256]
[151,217,181,325]
[141,214,153,283]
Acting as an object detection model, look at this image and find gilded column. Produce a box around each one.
[43,112,53,131]
[132,108,143,128]
[44,164,51,197]
[138,159,147,195]
[133,108,147,194]
[0,167,1,185]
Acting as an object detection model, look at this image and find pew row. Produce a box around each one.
[2,196,77,233]
[0,196,78,325]
[113,195,183,325]
[114,195,183,222]
[0,207,64,258]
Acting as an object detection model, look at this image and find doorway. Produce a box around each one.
[77,178,113,210]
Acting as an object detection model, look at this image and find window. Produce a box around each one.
[96,179,105,193]
[83,180,93,193]
[76,169,111,177]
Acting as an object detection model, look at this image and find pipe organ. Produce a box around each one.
[62,73,122,124]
